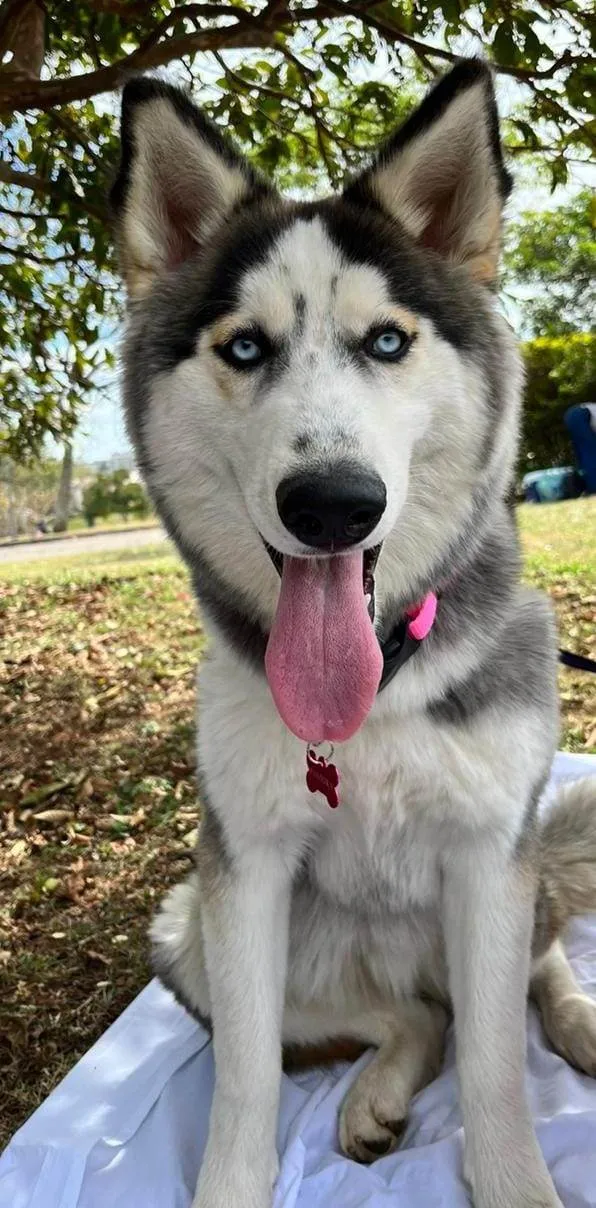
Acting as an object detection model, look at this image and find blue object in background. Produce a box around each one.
[522,465,583,503]
[565,404,596,494]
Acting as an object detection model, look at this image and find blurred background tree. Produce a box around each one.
[504,190,595,338]
[0,452,61,538]
[83,468,150,527]
[502,190,596,473]
[519,335,595,475]
[0,0,594,472]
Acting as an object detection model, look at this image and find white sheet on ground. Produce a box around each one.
[2,752,596,1208]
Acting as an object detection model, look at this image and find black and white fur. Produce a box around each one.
[111,62,596,1208]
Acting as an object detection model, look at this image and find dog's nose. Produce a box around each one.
[276,468,386,549]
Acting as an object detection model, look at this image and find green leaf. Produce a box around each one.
[22,780,72,807]
[493,25,518,67]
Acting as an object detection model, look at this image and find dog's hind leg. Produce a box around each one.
[283,997,448,1164]
[151,872,212,1026]
[337,999,448,1163]
[531,777,596,1076]
[531,939,596,1077]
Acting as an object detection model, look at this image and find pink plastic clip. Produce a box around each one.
[406,592,437,641]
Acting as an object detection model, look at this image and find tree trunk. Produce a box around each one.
[4,461,18,541]
[0,0,45,82]
[54,442,73,532]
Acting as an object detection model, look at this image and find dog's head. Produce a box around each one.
[112,60,522,742]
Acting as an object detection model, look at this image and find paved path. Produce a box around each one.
[0,526,168,564]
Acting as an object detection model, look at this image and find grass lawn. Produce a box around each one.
[1,496,594,1146]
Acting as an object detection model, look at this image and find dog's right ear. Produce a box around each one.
[111,77,269,299]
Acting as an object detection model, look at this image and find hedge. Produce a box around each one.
[519,333,596,475]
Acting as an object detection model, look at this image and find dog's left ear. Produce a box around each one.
[345,59,511,285]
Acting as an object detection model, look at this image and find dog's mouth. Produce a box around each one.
[264,542,381,622]
[263,542,384,744]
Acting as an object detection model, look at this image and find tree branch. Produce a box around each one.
[0,5,283,110]
[526,80,596,151]
[0,205,53,219]
[280,46,341,183]
[317,1,582,85]
[86,0,149,20]
[0,161,109,220]
[0,0,31,59]
[0,0,588,115]
[49,109,104,168]
[0,241,76,264]
[213,49,298,107]
[0,0,45,81]
[133,4,263,56]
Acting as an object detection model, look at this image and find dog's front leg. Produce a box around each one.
[443,837,563,1208]
[192,840,293,1208]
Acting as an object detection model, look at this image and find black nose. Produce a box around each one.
[276,468,386,550]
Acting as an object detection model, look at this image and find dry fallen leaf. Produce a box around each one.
[7,839,28,864]
[34,809,74,825]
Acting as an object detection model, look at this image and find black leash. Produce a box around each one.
[559,649,596,674]
[378,623,596,694]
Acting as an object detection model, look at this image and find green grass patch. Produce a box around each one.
[519,496,596,583]
[0,541,179,585]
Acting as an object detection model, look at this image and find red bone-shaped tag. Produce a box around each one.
[306,748,340,808]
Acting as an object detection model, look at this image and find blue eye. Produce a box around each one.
[231,337,262,363]
[366,326,409,362]
[217,330,270,369]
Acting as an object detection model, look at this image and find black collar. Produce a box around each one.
[378,618,423,693]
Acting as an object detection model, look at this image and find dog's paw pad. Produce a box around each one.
[357,1133,394,1156]
[378,1117,406,1138]
[346,1131,398,1163]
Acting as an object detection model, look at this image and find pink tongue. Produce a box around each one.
[265,552,383,743]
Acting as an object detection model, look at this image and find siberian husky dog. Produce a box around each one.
[111,59,596,1208]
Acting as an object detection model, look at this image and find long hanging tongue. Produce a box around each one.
[265,551,383,743]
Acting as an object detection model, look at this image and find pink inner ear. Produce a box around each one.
[418,181,458,252]
[164,194,198,268]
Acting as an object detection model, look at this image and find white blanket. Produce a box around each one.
[2,752,596,1208]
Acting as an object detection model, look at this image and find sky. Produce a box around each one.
[74,388,129,463]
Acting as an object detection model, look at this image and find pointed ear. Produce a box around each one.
[345,59,512,285]
[110,77,272,299]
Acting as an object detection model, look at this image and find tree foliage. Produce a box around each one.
[83,468,150,525]
[520,333,596,474]
[0,0,594,457]
[0,451,61,536]
[503,189,596,338]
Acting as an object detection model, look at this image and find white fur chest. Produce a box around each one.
[198,640,538,886]
[306,802,441,917]
[199,652,445,910]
